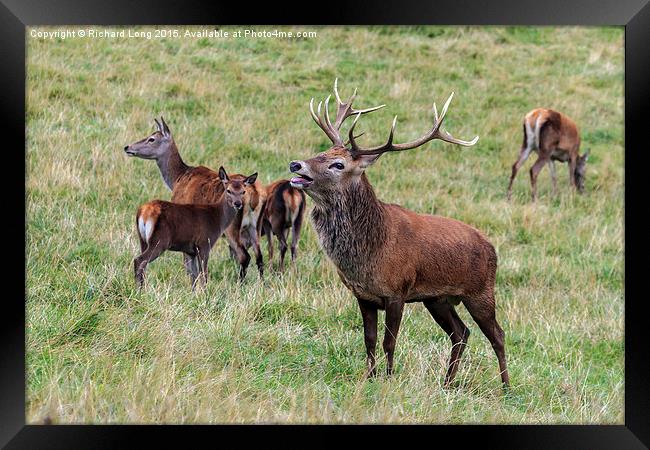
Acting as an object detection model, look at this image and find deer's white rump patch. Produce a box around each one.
[138,217,155,243]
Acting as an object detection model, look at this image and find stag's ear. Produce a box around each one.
[583,148,590,161]
[218,166,229,183]
[160,116,171,137]
[355,153,382,170]
[154,118,163,133]
[245,172,258,185]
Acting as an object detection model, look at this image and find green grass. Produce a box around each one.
[26,25,624,423]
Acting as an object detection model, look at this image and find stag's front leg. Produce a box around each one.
[383,298,405,376]
[357,298,378,377]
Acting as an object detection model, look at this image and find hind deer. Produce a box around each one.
[134,167,257,289]
[261,180,306,270]
[507,108,589,201]
[124,117,254,280]
[289,79,509,387]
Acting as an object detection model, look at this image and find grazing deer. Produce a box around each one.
[124,117,254,280]
[238,178,268,277]
[289,79,509,387]
[507,108,590,201]
[134,167,257,289]
[261,180,306,270]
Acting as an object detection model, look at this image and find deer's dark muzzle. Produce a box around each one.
[289,161,302,172]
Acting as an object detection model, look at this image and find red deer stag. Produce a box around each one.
[507,108,589,201]
[261,180,306,269]
[124,117,254,280]
[134,167,257,289]
[289,79,509,387]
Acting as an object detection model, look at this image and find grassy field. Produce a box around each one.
[26,26,624,424]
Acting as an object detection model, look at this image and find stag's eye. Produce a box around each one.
[329,162,344,170]
[147,137,155,143]
[226,189,232,194]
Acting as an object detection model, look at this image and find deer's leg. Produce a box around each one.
[568,155,577,190]
[357,298,378,378]
[462,294,509,387]
[290,209,304,263]
[549,160,558,196]
[423,298,470,387]
[133,242,165,288]
[139,235,147,253]
[187,253,201,291]
[263,221,274,265]
[507,146,532,200]
[529,156,547,202]
[183,253,195,277]
[250,228,264,278]
[225,225,250,282]
[383,298,405,376]
[196,246,211,288]
[276,226,289,271]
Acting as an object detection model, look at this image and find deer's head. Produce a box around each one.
[124,117,174,160]
[219,167,257,210]
[575,149,590,193]
[289,79,478,203]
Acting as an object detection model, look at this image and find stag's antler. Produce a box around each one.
[348,92,479,156]
[309,78,385,147]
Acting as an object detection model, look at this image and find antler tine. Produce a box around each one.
[309,79,386,147]
[344,131,365,147]
[309,98,319,125]
[332,80,385,130]
[349,92,479,156]
[310,97,343,145]
[334,78,343,104]
[324,95,334,131]
[349,114,398,154]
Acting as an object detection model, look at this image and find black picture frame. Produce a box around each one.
[3,0,648,447]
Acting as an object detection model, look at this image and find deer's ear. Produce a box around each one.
[160,116,171,137]
[245,172,258,185]
[355,153,382,170]
[583,149,590,161]
[154,118,163,133]
[218,166,229,183]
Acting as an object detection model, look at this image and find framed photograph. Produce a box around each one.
[3,0,648,447]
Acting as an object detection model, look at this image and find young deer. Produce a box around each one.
[134,167,257,289]
[289,79,509,387]
[507,108,590,201]
[124,117,254,280]
[261,180,306,269]
[238,178,268,277]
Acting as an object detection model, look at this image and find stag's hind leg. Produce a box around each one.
[423,297,470,387]
[462,293,509,387]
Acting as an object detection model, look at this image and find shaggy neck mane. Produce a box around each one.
[311,173,388,276]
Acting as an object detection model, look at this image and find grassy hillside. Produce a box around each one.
[26,25,624,423]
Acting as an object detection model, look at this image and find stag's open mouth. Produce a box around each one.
[290,174,313,189]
